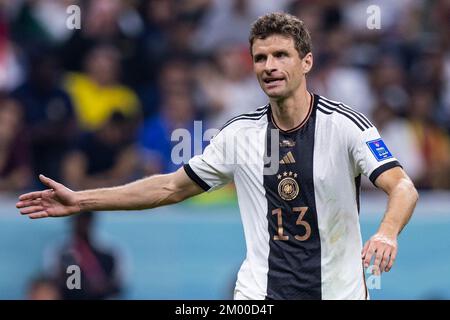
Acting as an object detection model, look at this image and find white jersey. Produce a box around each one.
[184,93,401,300]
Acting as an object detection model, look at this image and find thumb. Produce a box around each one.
[39,174,60,190]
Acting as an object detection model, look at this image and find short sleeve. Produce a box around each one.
[183,128,236,192]
[349,126,402,185]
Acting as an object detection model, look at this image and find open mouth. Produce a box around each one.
[263,77,285,85]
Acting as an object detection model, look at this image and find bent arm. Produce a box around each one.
[362,166,419,272]
[77,166,204,212]
[374,166,419,237]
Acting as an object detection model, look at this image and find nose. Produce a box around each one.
[264,55,277,74]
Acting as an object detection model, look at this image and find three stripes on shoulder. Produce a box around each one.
[220,104,269,131]
[220,97,374,133]
[316,97,374,131]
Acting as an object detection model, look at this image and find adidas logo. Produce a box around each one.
[280,151,296,164]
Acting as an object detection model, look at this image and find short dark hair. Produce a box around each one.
[249,12,312,58]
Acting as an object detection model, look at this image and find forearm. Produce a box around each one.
[76,173,183,212]
[378,178,419,236]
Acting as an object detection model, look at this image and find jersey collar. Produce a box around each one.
[270,92,315,134]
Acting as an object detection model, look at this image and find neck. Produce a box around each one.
[270,85,311,131]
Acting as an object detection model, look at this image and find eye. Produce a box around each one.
[254,54,266,63]
[274,51,288,58]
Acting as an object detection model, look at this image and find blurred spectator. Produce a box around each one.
[372,101,424,184]
[407,88,450,189]
[26,275,60,300]
[44,211,123,300]
[139,92,197,174]
[136,0,208,87]
[134,0,206,66]
[138,57,193,120]
[135,0,176,87]
[0,11,25,90]
[307,17,376,115]
[0,93,31,192]
[412,47,444,88]
[59,0,143,76]
[13,49,77,187]
[369,55,409,113]
[309,56,376,116]
[134,1,202,119]
[410,48,446,122]
[195,43,266,129]
[63,112,140,190]
[194,0,292,53]
[10,0,77,48]
[64,44,141,132]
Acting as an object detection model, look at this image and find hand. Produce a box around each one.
[16,174,81,219]
[361,232,398,275]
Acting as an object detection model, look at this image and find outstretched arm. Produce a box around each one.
[16,167,204,219]
[361,166,419,274]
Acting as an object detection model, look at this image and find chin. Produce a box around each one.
[265,90,287,99]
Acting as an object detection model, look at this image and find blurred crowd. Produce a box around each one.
[27,211,124,300]
[0,0,449,193]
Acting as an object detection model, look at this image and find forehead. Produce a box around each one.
[252,34,296,54]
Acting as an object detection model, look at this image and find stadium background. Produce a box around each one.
[0,0,449,299]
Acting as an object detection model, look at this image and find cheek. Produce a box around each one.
[283,61,298,79]
[255,71,264,82]
[285,70,302,88]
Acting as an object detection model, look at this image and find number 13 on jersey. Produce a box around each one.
[272,207,311,241]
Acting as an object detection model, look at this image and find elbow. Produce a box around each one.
[402,178,419,205]
[165,181,187,205]
[411,184,419,205]
[169,190,187,204]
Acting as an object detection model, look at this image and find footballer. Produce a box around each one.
[17,13,418,300]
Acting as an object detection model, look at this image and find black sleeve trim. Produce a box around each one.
[183,164,211,191]
[369,160,403,186]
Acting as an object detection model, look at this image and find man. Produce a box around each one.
[47,212,123,300]
[17,13,418,300]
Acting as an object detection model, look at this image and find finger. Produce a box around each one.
[20,206,45,215]
[363,243,375,268]
[16,199,42,208]
[361,241,370,258]
[28,211,49,219]
[19,191,45,201]
[372,247,385,275]
[39,174,61,190]
[380,247,392,273]
[385,246,398,272]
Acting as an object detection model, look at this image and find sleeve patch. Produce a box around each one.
[366,139,393,161]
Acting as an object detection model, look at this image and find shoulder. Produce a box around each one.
[315,94,374,133]
[219,103,270,133]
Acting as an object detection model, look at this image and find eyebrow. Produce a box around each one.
[253,53,266,60]
[274,49,289,55]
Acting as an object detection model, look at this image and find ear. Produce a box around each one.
[302,52,313,74]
